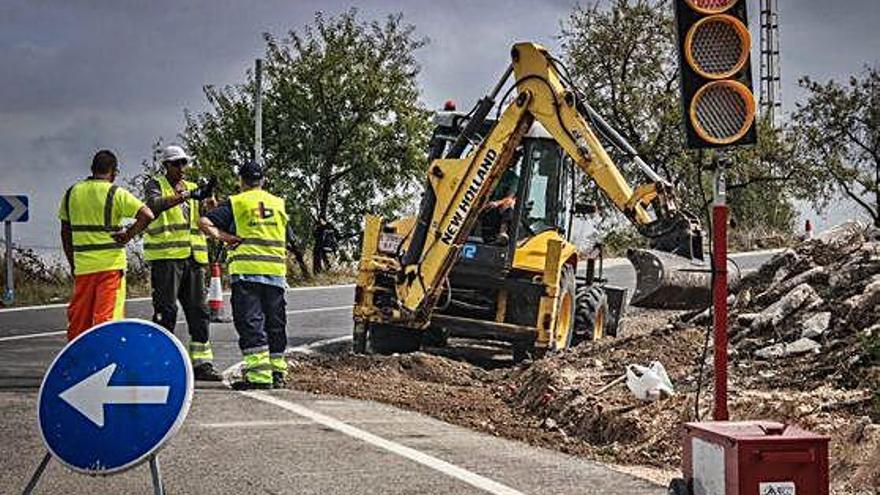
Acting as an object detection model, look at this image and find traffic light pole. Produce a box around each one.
[712,165,729,421]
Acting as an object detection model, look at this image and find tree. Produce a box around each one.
[789,67,880,227]
[559,0,809,237]
[183,10,431,271]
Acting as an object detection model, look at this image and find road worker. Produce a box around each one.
[143,145,221,381]
[199,160,294,390]
[59,150,154,340]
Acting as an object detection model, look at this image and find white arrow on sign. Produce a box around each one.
[59,363,170,427]
[1,196,27,222]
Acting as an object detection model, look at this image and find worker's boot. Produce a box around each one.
[272,371,288,389]
[230,380,272,391]
[193,362,223,382]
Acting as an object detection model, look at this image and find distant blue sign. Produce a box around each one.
[462,243,478,260]
[0,195,28,222]
[38,319,193,474]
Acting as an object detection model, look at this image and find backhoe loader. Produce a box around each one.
[352,42,708,359]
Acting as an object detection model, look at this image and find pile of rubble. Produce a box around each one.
[725,221,880,392]
[286,222,879,493]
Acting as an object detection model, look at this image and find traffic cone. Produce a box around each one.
[208,262,231,323]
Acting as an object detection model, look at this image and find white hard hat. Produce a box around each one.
[159,145,192,165]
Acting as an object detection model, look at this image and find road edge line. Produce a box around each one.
[0,283,356,314]
[241,391,524,495]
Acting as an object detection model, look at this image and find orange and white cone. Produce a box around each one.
[208,262,231,323]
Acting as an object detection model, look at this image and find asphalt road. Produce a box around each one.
[0,249,778,494]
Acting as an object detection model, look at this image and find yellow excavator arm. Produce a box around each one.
[395,42,701,322]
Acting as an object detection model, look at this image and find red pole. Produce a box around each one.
[713,201,729,420]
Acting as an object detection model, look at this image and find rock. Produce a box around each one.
[844,274,880,322]
[755,338,821,359]
[736,313,760,326]
[814,220,865,247]
[754,266,827,307]
[688,308,711,325]
[734,288,752,308]
[751,284,822,331]
[757,248,799,279]
[799,312,831,339]
[783,337,821,356]
[543,417,558,430]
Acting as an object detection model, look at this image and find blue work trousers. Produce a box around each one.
[231,281,287,356]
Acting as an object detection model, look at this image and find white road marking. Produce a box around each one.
[0,330,67,342]
[197,417,425,428]
[286,305,351,315]
[0,306,352,344]
[0,283,355,314]
[287,335,352,355]
[242,391,525,495]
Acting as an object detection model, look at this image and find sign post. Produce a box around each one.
[0,195,29,304]
[25,319,193,494]
[712,165,729,421]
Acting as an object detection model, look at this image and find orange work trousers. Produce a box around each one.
[67,270,126,341]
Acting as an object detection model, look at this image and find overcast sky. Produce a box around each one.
[1,0,878,251]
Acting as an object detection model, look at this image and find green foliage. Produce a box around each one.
[182,9,431,245]
[598,225,648,257]
[559,0,811,236]
[788,67,880,226]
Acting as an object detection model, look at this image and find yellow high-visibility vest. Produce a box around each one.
[143,176,208,264]
[229,189,287,276]
[61,179,141,275]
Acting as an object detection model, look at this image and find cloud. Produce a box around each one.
[0,0,877,249]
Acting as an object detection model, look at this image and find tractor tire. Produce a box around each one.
[573,285,609,345]
[367,323,422,355]
[555,265,577,351]
[422,326,449,348]
[353,322,367,354]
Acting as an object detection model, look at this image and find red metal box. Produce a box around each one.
[681,421,829,495]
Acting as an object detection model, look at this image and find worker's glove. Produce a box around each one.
[190,177,217,201]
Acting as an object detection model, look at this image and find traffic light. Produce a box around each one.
[674,0,757,149]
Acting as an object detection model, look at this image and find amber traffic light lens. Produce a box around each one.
[689,80,756,145]
[685,0,738,14]
[685,15,750,79]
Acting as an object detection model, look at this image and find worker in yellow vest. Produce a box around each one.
[59,150,154,340]
[199,160,294,390]
[143,145,221,381]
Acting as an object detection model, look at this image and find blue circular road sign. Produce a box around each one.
[38,319,193,474]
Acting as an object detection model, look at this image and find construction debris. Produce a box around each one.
[287,222,879,494]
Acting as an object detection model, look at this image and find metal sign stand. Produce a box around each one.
[21,452,165,494]
[4,221,13,304]
[149,454,166,495]
[21,452,51,495]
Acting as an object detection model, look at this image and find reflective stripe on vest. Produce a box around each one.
[64,180,125,275]
[229,189,287,276]
[143,175,208,263]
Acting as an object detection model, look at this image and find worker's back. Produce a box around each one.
[60,178,140,275]
[228,188,288,276]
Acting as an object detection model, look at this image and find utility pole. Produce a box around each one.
[254,58,263,165]
[760,0,781,126]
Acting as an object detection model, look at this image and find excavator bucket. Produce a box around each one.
[627,248,739,310]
